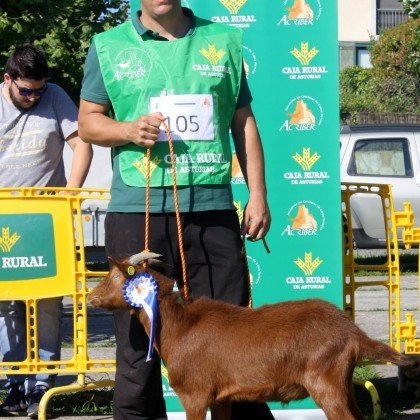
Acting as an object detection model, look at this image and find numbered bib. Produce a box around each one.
[150,94,215,141]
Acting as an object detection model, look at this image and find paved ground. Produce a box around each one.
[1,275,420,419]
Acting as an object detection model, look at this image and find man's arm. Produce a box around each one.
[78,100,165,148]
[231,104,271,240]
[65,131,93,188]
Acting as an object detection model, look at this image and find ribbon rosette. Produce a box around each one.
[123,272,158,361]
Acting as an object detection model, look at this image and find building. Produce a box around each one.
[338,0,409,70]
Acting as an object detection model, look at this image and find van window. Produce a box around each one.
[348,138,413,177]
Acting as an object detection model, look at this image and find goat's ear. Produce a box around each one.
[158,277,177,295]
[108,256,117,267]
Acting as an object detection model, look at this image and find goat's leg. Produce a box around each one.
[313,397,360,420]
[348,375,365,419]
[210,401,231,420]
[178,394,208,420]
[306,382,363,420]
[184,406,208,420]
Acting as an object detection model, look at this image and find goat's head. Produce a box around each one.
[88,251,174,310]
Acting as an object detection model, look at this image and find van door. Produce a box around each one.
[341,131,420,246]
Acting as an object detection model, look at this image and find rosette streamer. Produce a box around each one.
[123,272,158,361]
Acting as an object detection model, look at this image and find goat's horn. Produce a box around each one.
[129,251,162,265]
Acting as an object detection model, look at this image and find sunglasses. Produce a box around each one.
[12,80,48,97]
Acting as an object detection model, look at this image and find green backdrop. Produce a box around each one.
[130,0,341,414]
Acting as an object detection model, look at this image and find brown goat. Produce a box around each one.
[89,252,409,420]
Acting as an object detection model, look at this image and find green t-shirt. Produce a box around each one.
[81,8,251,213]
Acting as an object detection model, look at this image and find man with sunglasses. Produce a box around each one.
[0,45,92,418]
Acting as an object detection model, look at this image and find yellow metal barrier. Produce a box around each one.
[341,183,402,352]
[341,182,418,419]
[2,185,417,417]
[394,201,420,354]
[0,187,115,419]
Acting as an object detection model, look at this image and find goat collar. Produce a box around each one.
[123,272,158,361]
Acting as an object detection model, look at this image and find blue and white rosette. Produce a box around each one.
[123,272,158,362]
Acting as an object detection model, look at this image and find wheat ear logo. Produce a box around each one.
[291,42,319,66]
[161,364,169,382]
[294,252,322,275]
[0,227,20,252]
[133,156,162,178]
[293,148,320,171]
[234,201,244,225]
[220,0,247,14]
[199,44,226,65]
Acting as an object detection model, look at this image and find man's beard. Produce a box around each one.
[8,86,40,111]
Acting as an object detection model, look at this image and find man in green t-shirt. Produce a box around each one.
[79,1,271,419]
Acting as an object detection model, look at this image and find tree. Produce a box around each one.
[0,0,130,102]
[399,0,420,18]
[370,17,420,79]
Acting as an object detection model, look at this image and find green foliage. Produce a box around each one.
[370,18,420,78]
[340,19,420,122]
[399,0,420,18]
[340,66,374,121]
[353,365,379,382]
[0,0,130,103]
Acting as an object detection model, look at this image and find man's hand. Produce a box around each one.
[124,112,166,147]
[242,194,271,241]
[78,100,166,148]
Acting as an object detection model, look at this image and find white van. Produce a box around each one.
[340,124,420,248]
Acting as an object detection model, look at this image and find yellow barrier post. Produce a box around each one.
[341,183,401,351]
[353,379,381,420]
[394,201,420,354]
[341,183,403,418]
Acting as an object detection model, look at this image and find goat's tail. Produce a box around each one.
[359,336,411,367]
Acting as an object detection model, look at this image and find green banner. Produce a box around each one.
[0,214,57,280]
[131,0,341,414]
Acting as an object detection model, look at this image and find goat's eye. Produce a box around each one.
[127,266,135,276]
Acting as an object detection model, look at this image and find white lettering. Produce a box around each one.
[284,172,302,180]
[283,67,301,74]
[2,256,47,268]
[286,276,305,284]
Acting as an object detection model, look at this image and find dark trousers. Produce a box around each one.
[105,211,274,420]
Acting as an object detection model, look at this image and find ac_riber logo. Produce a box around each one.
[231,153,246,185]
[247,254,262,287]
[279,96,324,132]
[112,48,153,82]
[281,200,325,237]
[278,0,322,26]
[211,0,257,29]
[242,45,257,79]
[284,147,330,185]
